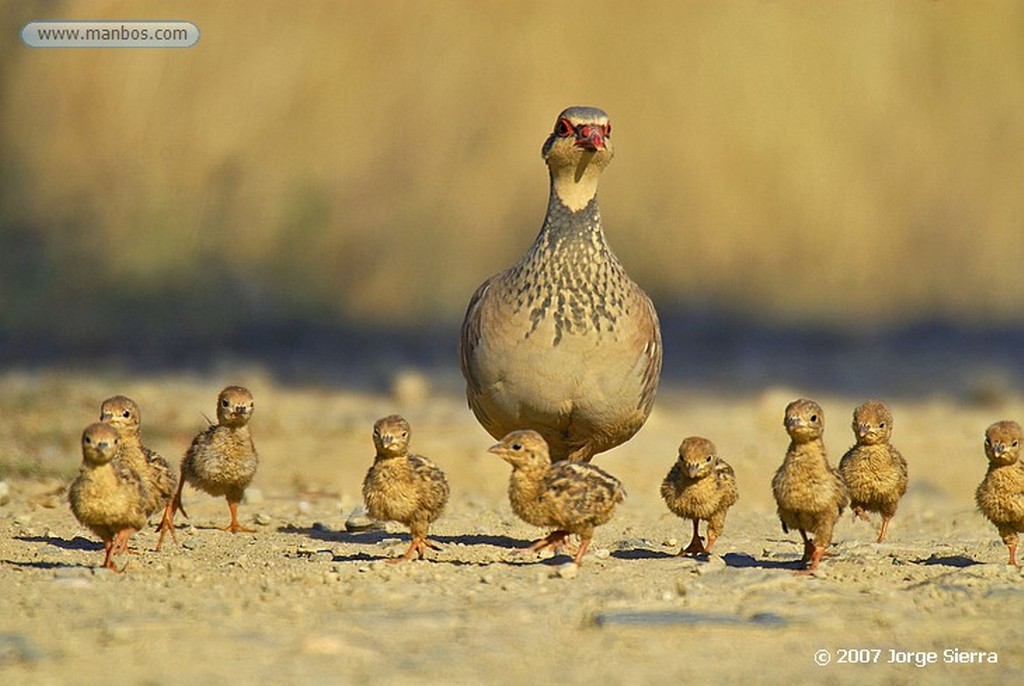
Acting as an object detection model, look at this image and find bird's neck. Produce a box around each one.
[516,182,613,271]
[787,438,827,461]
[549,159,603,212]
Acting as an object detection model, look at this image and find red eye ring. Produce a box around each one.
[604,122,612,137]
[555,118,574,137]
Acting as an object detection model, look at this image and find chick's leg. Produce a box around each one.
[680,519,707,556]
[222,499,255,533]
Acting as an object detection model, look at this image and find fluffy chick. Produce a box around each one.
[661,436,738,556]
[170,386,259,534]
[69,423,149,571]
[838,399,908,543]
[489,429,625,566]
[100,395,178,549]
[362,415,450,563]
[771,399,849,572]
[975,420,1024,567]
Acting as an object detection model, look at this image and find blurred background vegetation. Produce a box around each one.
[1,1,1023,393]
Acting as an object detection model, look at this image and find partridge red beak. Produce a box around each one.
[575,125,605,151]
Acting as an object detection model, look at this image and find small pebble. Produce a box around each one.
[0,481,10,506]
[593,548,611,560]
[345,505,384,533]
[254,512,272,526]
[663,538,678,548]
[297,501,313,515]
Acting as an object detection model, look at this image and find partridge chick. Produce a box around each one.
[362,415,450,563]
[100,395,177,549]
[69,423,148,571]
[460,106,661,463]
[170,386,258,534]
[489,429,625,566]
[838,399,908,543]
[975,420,1024,567]
[661,436,738,556]
[771,399,849,572]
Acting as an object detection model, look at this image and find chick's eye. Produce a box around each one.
[809,415,818,423]
[222,399,230,407]
[401,432,408,439]
[1014,440,1020,448]
[706,455,713,462]
[122,410,131,418]
[604,122,612,137]
[555,118,573,137]
[512,443,522,451]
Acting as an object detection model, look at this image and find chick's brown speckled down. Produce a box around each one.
[489,429,625,566]
[69,423,149,571]
[661,436,738,556]
[362,415,450,563]
[771,399,849,572]
[100,395,178,550]
[838,400,908,543]
[975,420,1024,567]
[168,386,258,536]
[459,106,661,463]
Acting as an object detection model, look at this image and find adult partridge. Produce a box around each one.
[459,106,662,463]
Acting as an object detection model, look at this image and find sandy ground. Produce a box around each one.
[1,367,1022,685]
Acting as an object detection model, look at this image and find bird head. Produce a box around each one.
[542,106,614,209]
[677,436,718,479]
[984,420,1022,466]
[373,414,411,457]
[851,399,893,445]
[99,395,141,438]
[784,398,825,442]
[216,386,254,427]
[81,422,120,466]
[488,429,551,472]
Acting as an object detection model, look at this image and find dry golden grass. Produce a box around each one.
[2,1,1024,339]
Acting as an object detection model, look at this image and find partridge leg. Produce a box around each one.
[155,501,178,551]
[798,529,815,564]
[680,519,707,556]
[876,515,893,544]
[222,499,255,533]
[572,535,593,566]
[521,530,570,555]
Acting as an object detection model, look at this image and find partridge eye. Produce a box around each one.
[878,422,885,428]
[85,436,92,444]
[1014,440,1020,448]
[401,431,408,439]
[604,122,612,137]
[222,399,230,407]
[706,455,713,462]
[512,443,522,451]
[555,118,574,137]
[810,414,818,423]
[122,410,131,418]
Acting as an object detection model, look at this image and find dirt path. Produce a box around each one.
[1,372,1022,684]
